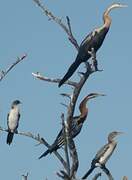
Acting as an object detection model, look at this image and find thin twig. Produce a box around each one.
[32,72,77,87]
[32,0,79,50]
[0,54,27,81]
[0,126,67,171]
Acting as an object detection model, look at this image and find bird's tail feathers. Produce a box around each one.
[39,143,60,159]
[38,149,50,159]
[82,166,95,179]
[58,60,81,87]
[7,132,14,145]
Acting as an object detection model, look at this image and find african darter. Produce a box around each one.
[39,93,104,158]
[58,3,127,87]
[82,131,123,179]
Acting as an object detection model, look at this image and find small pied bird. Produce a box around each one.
[82,131,123,179]
[7,100,21,145]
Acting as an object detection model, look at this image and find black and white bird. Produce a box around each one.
[82,131,123,179]
[7,100,21,145]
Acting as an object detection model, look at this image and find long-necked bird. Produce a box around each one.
[82,131,123,179]
[58,3,127,87]
[7,100,21,145]
[39,93,105,159]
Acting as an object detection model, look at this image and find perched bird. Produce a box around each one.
[82,131,123,179]
[58,3,127,87]
[7,100,21,145]
[39,93,105,159]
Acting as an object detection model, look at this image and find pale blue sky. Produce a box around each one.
[0,1,131,180]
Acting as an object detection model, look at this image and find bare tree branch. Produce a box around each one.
[0,54,27,82]
[32,72,77,87]
[32,0,79,50]
[0,126,67,171]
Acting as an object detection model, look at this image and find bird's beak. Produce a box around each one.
[88,93,106,100]
[117,132,124,136]
[119,4,128,8]
[94,93,106,98]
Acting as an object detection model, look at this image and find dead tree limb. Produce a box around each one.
[0,126,67,171]
[32,0,79,50]
[0,54,27,81]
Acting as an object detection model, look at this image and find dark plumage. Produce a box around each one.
[39,93,104,159]
[58,3,127,87]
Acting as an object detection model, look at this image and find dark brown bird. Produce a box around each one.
[82,131,123,179]
[39,93,105,159]
[58,3,127,87]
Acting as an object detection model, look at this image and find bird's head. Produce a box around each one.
[79,93,105,118]
[85,93,106,100]
[108,131,124,142]
[12,100,22,106]
[105,3,127,15]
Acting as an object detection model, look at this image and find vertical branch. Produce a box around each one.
[61,113,70,176]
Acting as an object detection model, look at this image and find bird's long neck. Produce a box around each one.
[79,96,89,119]
[103,12,112,29]
[108,137,115,144]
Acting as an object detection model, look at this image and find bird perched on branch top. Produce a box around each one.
[7,100,21,145]
[82,131,123,179]
[39,93,105,159]
[58,3,127,87]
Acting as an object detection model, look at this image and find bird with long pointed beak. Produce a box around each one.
[39,93,105,159]
[82,131,123,179]
[7,100,21,145]
[58,3,127,87]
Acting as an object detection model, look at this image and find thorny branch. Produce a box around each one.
[32,0,79,50]
[0,126,67,171]
[0,54,27,82]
